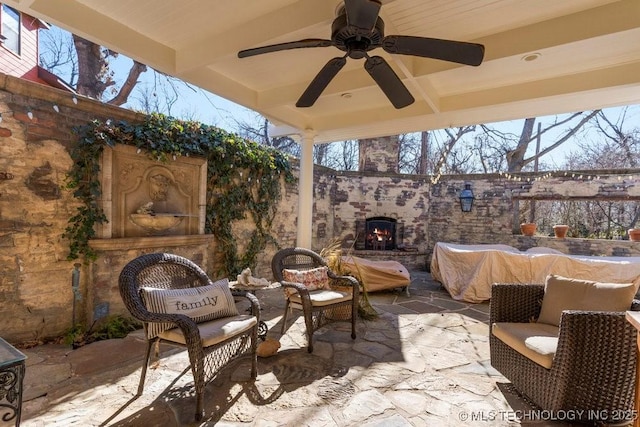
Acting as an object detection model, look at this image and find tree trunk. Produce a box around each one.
[73,35,111,99]
[418,131,429,174]
[506,117,535,172]
[73,35,147,106]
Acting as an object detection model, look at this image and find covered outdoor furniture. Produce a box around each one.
[271,247,359,353]
[118,253,259,421]
[431,242,640,302]
[490,279,639,421]
[340,255,411,296]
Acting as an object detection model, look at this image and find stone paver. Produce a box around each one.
[17,271,577,427]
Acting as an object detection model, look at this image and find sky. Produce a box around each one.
[114,57,261,132]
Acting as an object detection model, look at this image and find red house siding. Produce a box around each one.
[0,5,52,86]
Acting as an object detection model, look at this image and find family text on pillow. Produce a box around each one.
[140,278,239,338]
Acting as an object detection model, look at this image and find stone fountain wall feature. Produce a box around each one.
[99,145,207,238]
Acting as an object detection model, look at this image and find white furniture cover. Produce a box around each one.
[430,242,640,303]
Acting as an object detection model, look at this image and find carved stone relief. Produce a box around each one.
[98,145,206,238]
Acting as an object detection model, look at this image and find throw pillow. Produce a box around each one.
[537,274,638,327]
[282,266,331,297]
[140,278,239,338]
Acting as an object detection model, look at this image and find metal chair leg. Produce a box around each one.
[351,304,357,339]
[281,300,291,333]
[304,311,314,353]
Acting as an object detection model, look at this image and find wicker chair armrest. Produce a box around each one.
[490,283,545,324]
[329,274,359,301]
[150,312,203,347]
[280,281,311,296]
[328,273,359,288]
[125,297,188,325]
[231,290,261,323]
[280,280,316,312]
[553,310,637,384]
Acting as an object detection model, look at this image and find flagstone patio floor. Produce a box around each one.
[18,271,580,426]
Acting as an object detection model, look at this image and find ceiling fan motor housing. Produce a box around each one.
[237,0,483,109]
[332,9,384,59]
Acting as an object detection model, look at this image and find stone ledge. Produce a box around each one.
[89,234,214,251]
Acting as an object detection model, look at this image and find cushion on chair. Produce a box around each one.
[288,289,352,308]
[158,314,257,347]
[282,266,332,297]
[492,322,559,369]
[140,278,239,338]
[537,274,638,327]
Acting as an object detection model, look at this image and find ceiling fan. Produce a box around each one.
[238,0,485,109]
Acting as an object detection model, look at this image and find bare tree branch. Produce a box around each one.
[526,110,600,163]
[106,61,147,106]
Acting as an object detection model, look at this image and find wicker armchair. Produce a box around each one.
[490,283,638,420]
[119,253,259,421]
[271,247,359,353]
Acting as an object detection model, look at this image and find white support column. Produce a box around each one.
[296,130,315,249]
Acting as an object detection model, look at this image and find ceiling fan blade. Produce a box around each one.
[296,57,347,107]
[344,0,381,31]
[238,39,334,58]
[364,56,414,109]
[383,35,485,66]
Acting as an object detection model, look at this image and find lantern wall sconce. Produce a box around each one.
[459,182,475,212]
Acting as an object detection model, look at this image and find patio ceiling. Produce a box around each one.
[7,0,640,143]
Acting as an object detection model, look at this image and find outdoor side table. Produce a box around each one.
[0,337,26,427]
[229,281,280,340]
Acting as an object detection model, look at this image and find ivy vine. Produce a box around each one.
[64,113,295,276]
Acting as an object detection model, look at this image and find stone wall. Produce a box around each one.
[2,74,640,344]
[426,172,640,264]
[0,75,147,343]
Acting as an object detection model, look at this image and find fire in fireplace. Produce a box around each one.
[365,217,396,250]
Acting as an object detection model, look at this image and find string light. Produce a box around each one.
[495,171,639,183]
[430,168,638,185]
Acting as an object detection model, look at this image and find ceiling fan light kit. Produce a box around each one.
[238,0,484,109]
